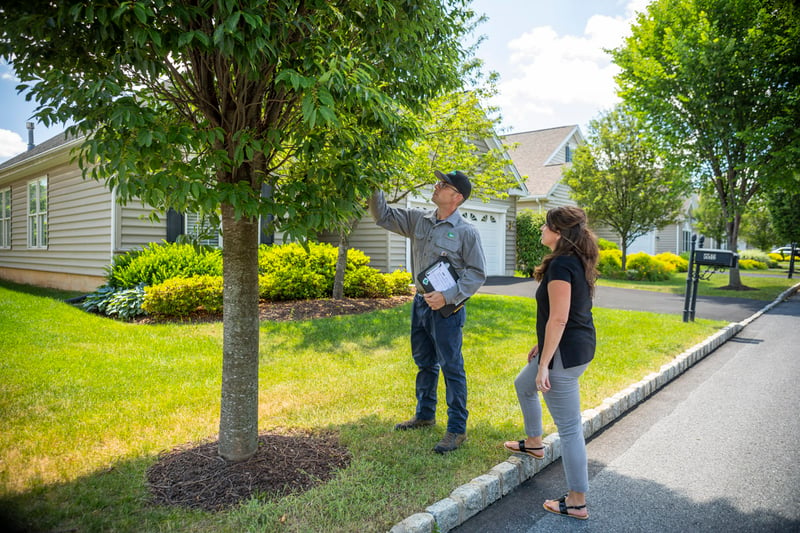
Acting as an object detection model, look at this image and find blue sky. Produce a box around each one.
[0,0,649,163]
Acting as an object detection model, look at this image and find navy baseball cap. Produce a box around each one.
[434,170,472,200]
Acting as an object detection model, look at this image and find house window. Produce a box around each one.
[565,144,572,163]
[185,211,221,247]
[0,187,10,249]
[27,177,47,248]
[682,230,691,253]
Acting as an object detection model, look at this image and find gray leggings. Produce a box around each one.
[514,348,590,493]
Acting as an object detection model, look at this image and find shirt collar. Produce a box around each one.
[425,208,463,226]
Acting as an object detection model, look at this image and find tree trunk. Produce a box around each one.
[725,215,744,289]
[621,240,628,271]
[332,232,349,300]
[332,217,361,300]
[218,203,261,462]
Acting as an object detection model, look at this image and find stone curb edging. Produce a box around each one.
[389,282,800,533]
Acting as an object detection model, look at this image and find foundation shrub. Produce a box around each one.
[739,250,777,268]
[107,242,222,289]
[516,210,548,277]
[655,252,688,273]
[625,252,672,281]
[344,266,389,298]
[382,270,414,295]
[142,275,223,316]
[737,259,767,270]
[598,249,623,277]
[598,238,619,250]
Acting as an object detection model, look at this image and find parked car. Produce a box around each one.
[770,245,799,259]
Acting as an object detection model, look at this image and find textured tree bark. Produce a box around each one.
[332,218,360,300]
[218,203,261,462]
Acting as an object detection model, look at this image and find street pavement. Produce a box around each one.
[479,276,766,322]
[453,280,800,532]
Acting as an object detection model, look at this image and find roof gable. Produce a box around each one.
[503,125,584,198]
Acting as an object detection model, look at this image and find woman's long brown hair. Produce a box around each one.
[533,206,599,296]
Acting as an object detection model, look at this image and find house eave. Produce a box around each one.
[0,136,84,185]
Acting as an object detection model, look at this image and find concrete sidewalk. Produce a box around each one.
[390,282,800,533]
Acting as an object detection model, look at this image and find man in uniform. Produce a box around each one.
[369,170,486,453]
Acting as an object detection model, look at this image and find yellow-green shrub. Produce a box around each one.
[343,268,412,298]
[598,249,623,277]
[382,270,414,296]
[598,238,619,250]
[738,259,767,270]
[655,252,688,273]
[142,275,223,316]
[626,252,672,281]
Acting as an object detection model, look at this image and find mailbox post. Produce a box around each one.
[683,235,739,322]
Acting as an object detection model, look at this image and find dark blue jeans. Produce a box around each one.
[410,294,468,434]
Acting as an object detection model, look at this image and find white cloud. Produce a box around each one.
[490,0,649,133]
[0,129,26,159]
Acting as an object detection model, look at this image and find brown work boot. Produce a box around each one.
[433,431,467,453]
[394,417,435,431]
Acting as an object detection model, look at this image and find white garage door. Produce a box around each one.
[409,201,507,276]
[460,209,505,276]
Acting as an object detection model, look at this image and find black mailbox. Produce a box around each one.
[693,248,739,268]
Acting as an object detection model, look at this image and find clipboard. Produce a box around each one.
[417,256,468,318]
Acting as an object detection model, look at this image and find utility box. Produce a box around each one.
[693,249,739,268]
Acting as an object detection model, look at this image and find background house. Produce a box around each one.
[505,125,699,256]
[505,125,584,213]
[0,133,166,292]
[0,132,276,292]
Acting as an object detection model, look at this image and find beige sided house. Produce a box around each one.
[0,131,265,292]
[0,132,168,292]
[505,125,584,213]
[504,125,697,256]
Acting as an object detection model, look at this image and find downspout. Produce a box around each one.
[110,185,119,260]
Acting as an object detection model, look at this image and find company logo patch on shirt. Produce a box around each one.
[447,232,455,238]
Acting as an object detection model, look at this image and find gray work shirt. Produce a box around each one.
[368,190,487,305]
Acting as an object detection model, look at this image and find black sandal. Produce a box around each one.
[543,494,588,520]
[503,439,545,459]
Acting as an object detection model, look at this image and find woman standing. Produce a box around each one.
[503,206,599,520]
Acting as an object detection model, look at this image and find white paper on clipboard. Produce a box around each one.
[423,260,458,292]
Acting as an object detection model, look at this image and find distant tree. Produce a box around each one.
[0,0,475,462]
[766,183,800,247]
[564,105,691,269]
[612,0,800,288]
[738,195,775,251]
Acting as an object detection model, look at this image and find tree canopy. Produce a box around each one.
[612,0,800,286]
[563,105,692,269]
[0,0,478,461]
[766,185,800,248]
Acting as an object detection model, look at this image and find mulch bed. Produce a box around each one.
[147,431,351,511]
[144,295,412,511]
[135,295,414,324]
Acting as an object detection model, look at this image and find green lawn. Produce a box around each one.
[597,269,798,300]
[0,281,730,532]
